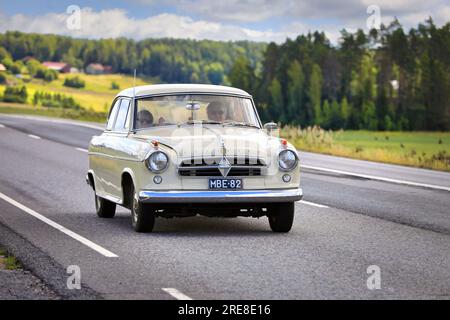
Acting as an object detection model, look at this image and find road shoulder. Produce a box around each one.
[0,221,102,300]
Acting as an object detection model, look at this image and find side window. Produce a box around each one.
[106,99,121,131]
[114,99,131,131]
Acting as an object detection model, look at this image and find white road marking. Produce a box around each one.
[162,288,193,300]
[0,191,118,258]
[301,164,450,192]
[300,200,329,208]
[0,124,4,128]
[28,134,41,140]
[76,147,88,153]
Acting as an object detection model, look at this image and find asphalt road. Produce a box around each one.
[0,114,449,299]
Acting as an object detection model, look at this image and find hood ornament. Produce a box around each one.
[218,139,231,177]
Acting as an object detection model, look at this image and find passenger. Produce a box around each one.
[136,109,154,128]
[207,101,227,122]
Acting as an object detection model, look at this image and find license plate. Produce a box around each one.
[208,178,242,190]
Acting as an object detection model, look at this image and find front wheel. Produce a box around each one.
[268,202,295,233]
[95,194,116,218]
[130,186,155,233]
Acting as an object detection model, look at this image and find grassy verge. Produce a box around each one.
[282,126,450,172]
[0,103,106,123]
[0,247,21,270]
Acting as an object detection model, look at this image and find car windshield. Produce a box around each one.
[134,94,260,129]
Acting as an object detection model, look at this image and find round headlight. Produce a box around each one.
[147,151,169,173]
[278,150,298,171]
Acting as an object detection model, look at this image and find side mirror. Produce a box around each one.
[264,122,278,132]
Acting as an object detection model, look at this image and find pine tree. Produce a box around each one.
[286,60,305,125]
[308,64,323,126]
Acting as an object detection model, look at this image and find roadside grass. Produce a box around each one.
[0,247,21,270]
[0,73,155,112]
[282,126,450,172]
[0,103,106,123]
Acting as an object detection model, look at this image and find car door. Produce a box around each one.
[91,98,121,200]
[100,98,132,201]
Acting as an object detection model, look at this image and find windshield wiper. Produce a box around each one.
[222,121,260,129]
[178,120,223,126]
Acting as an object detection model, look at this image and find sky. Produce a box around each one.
[0,0,449,44]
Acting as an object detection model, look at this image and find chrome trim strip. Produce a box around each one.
[178,165,264,170]
[179,156,266,166]
[139,188,303,203]
[87,152,142,162]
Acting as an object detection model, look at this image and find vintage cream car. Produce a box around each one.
[87,84,302,233]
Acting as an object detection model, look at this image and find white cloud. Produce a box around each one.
[0,8,296,43]
[134,0,448,24]
[0,1,448,44]
[361,0,440,12]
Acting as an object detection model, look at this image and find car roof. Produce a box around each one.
[117,84,251,98]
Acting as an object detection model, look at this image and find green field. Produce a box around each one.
[282,126,450,172]
[0,73,154,112]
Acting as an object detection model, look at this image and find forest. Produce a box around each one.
[230,19,450,131]
[0,31,265,85]
[0,18,449,131]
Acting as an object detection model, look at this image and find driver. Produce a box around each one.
[207,101,227,122]
[136,109,154,128]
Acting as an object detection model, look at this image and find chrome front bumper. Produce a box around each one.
[139,188,303,203]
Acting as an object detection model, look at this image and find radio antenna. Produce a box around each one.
[133,69,136,99]
[131,69,137,133]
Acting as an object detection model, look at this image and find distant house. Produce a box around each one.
[86,63,112,75]
[0,63,6,72]
[70,67,80,74]
[42,61,72,73]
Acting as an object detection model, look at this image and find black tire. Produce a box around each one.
[268,202,295,233]
[95,194,116,218]
[130,185,155,233]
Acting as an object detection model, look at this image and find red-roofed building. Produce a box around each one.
[86,63,113,75]
[42,61,72,73]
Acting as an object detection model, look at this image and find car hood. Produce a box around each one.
[133,125,280,163]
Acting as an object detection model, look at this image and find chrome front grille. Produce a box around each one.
[178,157,265,177]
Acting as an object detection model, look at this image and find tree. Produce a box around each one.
[0,47,11,61]
[329,99,343,129]
[64,76,85,88]
[321,100,330,128]
[205,62,224,85]
[340,97,350,128]
[26,59,41,77]
[268,78,283,121]
[307,64,323,126]
[286,60,305,125]
[229,55,254,93]
[362,101,378,130]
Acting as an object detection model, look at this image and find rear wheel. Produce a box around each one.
[268,202,295,233]
[95,194,116,218]
[130,186,155,233]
